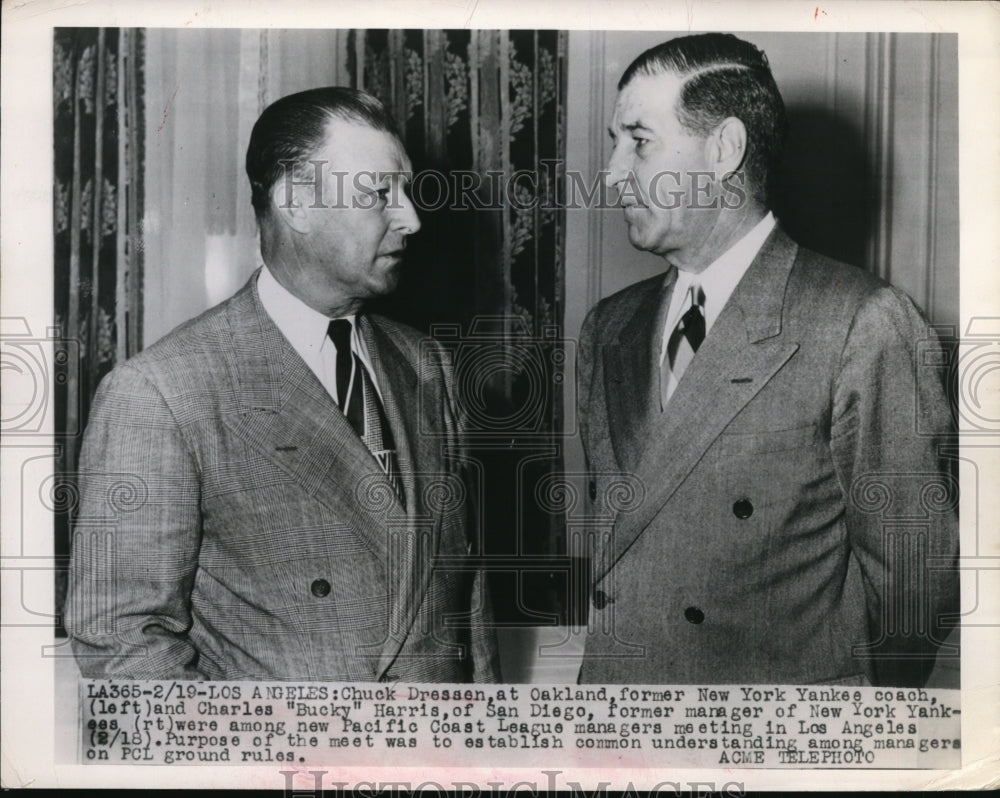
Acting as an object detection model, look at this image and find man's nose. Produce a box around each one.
[605,145,630,192]
[392,191,421,235]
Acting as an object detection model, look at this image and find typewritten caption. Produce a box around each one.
[78,681,960,769]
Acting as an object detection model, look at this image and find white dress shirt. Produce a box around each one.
[257,266,383,405]
[659,212,777,365]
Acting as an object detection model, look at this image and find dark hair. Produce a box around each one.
[245,86,401,221]
[619,33,787,204]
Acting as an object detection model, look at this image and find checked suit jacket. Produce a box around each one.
[577,227,959,687]
[65,271,500,682]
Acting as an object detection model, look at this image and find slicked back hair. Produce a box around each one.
[619,33,787,205]
[245,86,402,222]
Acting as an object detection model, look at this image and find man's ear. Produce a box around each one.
[270,180,310,234]
[707,116,748,178]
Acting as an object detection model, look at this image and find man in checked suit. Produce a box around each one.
[66,87,499,682]
[577,34,958,687]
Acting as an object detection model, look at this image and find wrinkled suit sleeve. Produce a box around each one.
[830,286,959,686]
[64,364,208,679]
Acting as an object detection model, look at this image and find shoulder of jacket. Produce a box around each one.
[115,292,243,379]
[782,244,936,350]
[789,245,887,298]
[367,315,460,389]
[780,245,900,326]
[367,313,438,365]
[369,313,426,344]
[585,272,665,329]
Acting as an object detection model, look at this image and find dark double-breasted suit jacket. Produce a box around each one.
[577,227,958,686]
[66,272,500,682]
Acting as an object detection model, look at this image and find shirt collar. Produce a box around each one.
[673,211,776,328]
[257,265,356,357]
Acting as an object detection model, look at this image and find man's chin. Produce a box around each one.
[372,269,402,297]
[626,225,652,252]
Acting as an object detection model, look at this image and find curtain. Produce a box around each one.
[52,28,145,623]
[352,31,566,337]
[352,30,574,623]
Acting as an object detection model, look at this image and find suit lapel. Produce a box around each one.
[361,317,444,674]
[361,317,421,519]
[595,227,802,580]
[603,270,677,472]
[219,275,405,565]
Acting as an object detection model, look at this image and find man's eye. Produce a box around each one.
[633,136,649,149]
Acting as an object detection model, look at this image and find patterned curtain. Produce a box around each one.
[351,30,572,622]
[52,28,145,622]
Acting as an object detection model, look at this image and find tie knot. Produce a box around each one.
[327,319,353,355]
[689,284,705,309]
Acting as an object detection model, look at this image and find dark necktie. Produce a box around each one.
[327,319,405,507]
[661,284,706,407]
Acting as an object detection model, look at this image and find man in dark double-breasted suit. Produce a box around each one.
[577,34,958,687]
[66,87,499,682]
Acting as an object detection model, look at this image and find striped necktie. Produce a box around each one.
[327,319,405,507]
[660,284,706,408]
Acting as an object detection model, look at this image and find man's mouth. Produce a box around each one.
[619,196,647,210]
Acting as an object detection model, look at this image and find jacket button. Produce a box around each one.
[685,606,705,624]
[592,589,611,610]
[733,498,754,519]
[588,479,597,501]
[310,579,331,598]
